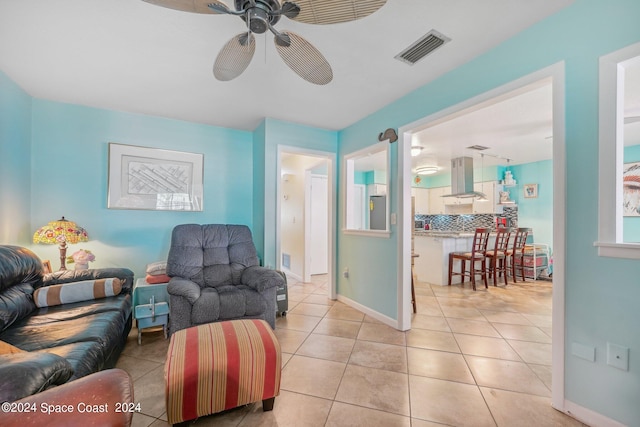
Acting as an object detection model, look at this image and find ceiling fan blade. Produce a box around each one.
[625,116,640,124]
[291,0,387,25]
[280,2,301,19]
[141,0,228,14]
[213,32,256,81]
[274,31,332,85]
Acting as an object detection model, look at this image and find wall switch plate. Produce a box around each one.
[571,342,595,362]
[390,213,397,225]
[607,342,629,371]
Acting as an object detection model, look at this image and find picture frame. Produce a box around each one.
[523,183,538,198]
[108,143,204,211]
[623,161,640,216]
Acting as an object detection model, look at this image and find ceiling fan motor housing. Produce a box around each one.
[236,0,282,34]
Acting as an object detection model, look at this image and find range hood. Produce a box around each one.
[443,156,488,199]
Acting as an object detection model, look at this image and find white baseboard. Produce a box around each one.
[558,399,627,427]
[281,269,302,283]
[336,295,397,329]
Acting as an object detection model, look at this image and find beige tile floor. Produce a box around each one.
[117,275,587,427]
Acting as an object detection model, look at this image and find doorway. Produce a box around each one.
[398,63,566,409]
[306,173,328,278]
[277,147,335,298]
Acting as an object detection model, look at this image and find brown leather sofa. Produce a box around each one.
[0,368,134,427]
[0,245,134,403]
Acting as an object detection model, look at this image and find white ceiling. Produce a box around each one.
[410,79,554,173]
[0,0,574,131]
[409,62,640,175]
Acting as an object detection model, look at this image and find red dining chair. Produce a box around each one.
[448,228,491,291]
[485,227,512,286]
[506,227,530,282]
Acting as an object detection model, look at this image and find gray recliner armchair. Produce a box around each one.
[166,224,282,334]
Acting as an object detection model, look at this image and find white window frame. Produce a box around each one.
[596,41,640,259]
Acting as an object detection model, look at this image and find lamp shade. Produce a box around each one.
[33,217,89,271]
[33,217,89,245]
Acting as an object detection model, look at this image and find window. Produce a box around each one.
[596,41,640,258]
[344,141,390,236]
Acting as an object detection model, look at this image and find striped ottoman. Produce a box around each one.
[164,319,281,425]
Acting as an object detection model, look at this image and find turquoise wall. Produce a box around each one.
[337,1,640,423]
[0,71,32,244]
[411,165,501,189]
[253,120,266,261]
[623,144,640,242]
[510,160,553,248]
[28,99,253,278]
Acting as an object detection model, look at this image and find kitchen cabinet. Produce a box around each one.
[428,186,450,214]
[412,187,429,214]
[368,183,387,196]
[472,181,504,214]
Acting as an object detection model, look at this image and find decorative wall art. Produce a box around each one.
[523,183,538,198]
[623,161,640,216]
[108,143,203,211]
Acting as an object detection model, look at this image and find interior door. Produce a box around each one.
[310,175,328,275]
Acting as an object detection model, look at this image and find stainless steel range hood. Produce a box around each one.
[443,156,487,199]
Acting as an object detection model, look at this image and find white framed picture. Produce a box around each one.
[107,143,203,211]
[523,183,538,198]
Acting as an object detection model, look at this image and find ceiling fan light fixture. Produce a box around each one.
[415,166,439,175]
[411,145,423,157]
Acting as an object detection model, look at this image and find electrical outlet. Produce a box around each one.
[607,342,629,371]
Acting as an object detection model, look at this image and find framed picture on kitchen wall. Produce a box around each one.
[523,183,538,198]
[623,161,640,216]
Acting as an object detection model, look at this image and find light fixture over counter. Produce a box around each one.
[415,165,439,175]
[411,145,424,157]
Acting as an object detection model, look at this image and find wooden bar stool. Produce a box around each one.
[411,253,419,313]
[486,227,512,286]
[506,227,530,282]
[448,228,490,291]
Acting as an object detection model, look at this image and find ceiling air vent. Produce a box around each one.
[395,30,451,65]
[466,145,491,151]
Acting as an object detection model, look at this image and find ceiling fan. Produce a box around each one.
[142,0,387,85]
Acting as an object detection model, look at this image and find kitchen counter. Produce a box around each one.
[413,231,500,286]
[413,230,476,238]
[413,233,475,286]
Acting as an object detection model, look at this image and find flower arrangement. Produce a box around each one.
[67,249,96,265]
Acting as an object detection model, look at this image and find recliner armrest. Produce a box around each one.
[0,352,74,403]
[43,268,135,294]
[167,277,201,304]
[241,266,284,293]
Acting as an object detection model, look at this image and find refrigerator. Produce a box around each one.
[369,195,386,230]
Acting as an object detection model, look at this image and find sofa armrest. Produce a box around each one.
[43,268,135,294]
[0,352,74,403]
[0,368,134,427]
[167,277,201,304]
[241,266,284,293]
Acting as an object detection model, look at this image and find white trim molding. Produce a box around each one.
[596,41,640,258]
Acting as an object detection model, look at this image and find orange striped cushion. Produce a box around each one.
[165,319,281,425]
[32,278,122,307]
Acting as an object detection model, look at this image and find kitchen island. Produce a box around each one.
[413,231,475,286]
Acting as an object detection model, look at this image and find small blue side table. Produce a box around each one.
[133,278,170,344]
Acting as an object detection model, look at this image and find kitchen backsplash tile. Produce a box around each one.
[416,207,518,232]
